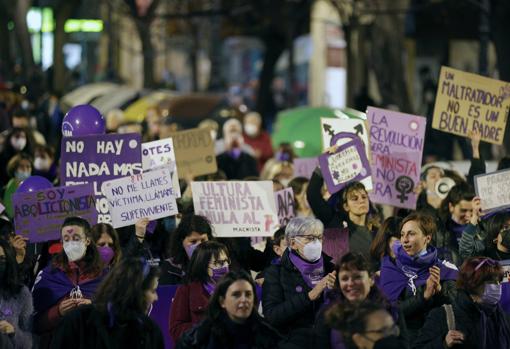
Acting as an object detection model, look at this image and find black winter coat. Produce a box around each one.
[262,249,335,349]
[176,315,282,349]
[49,305,164,349]
[413,290,510,349]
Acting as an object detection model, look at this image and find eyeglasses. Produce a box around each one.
[363,323,400,337]
[295,235,323,243]
[210,258,230,268]
[474,258,498,271]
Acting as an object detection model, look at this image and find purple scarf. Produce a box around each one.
[380,242,458,303]
[32,265,105,313]
[289,250,324,288]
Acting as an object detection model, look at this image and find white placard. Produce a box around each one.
[474,169,510,212]
[142,138,181,198]
[191,181,279,237]
[102,167,178,228]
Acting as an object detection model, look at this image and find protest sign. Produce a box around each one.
[12,184,97,242]
[274,188,295,226]
[432,66,510,145]
[367,107,426,209]
[474,169,510,212]
[191,181,279,237]
[321,118,372,190]
[142,138,181,197]
[293,157,319,179]
[499,260,510,313]
[169,128,217,178]
[61,133,142,224]
[102,167,178,229]
[319,132,371,194]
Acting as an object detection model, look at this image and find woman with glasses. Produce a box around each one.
[32,216,105,348]
[177,270,281,349]
[414,257,510,348]
[169,241,230,342]
[263,217,336,349]
[379,212,458,343]
[0,239,32,348]
[325,301,404,349]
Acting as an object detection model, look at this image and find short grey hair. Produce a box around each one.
[285,217,324,244]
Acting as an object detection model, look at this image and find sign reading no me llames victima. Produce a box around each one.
[102,167,178,228]
[13,184,97,243]
[191,181,279,237]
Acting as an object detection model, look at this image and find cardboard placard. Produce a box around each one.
[432,66,510,145]
[319,132,371,194]
[191,181,279,237]
[320,118,372,190]
[60,133,142,224]
[12,184,97,242]
[142,138,181,197]
[102,167,178,228]
[274,188,295,226]
[474,169,510,212]
[293,158,319,179]
[368,107,426,209]
[169,128,217,178]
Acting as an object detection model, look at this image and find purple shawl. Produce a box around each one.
[380,242,458,302]
[289,250,325,288]
[32,265,105,314]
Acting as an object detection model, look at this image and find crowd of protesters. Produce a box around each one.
[1,88,510,349]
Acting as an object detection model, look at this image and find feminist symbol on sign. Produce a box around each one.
[264,214,274,232]
[395,176,414,203]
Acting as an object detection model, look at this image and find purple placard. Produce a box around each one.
[499,260,510,313]
[274,188,295,226]
[12,184,97,242]
[367,107,426,209]
[293,157,319,179]
[318,132,371,195]
[60,133,142,224]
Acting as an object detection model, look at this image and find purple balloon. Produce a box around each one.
[16,175,53,193]
[62,104,106,137]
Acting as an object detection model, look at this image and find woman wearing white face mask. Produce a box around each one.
[32,145,57,182]
[32,216,105,349]
[242,112,274,171]
[0,128,34,185]
[50,257,164,349]
[262,217,336,349]
[414,257,510,349]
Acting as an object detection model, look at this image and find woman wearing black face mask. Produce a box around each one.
[414,257,510,349]
[0,239,33,348]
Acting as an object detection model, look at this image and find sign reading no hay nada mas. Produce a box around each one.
[432,66,510,145]
[191,181,279,238]
[367,107,426,210]
[61,133,142,224]
[13,184,98,242]
[102,167,178,229]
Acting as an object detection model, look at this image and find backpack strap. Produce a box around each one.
[442,304,456,331]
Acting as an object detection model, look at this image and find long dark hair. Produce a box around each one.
[167,214,213,266]
[53,216,103,276]
[94,257,160,323]
[0,239,23,298]
[206,270,261,346]
[370,216,402,260]
[185,241,228,284]
[483,211,510,251]
[90,223,122,265]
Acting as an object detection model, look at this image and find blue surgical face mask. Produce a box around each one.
[15,171,31,181]
[481,283,502,305]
